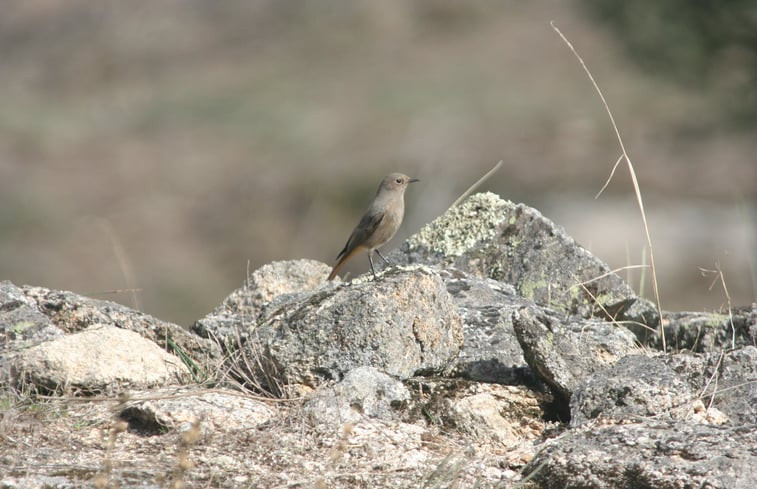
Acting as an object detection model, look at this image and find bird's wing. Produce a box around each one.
[335,210,385,260]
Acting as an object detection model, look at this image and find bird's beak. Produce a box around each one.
[409,178,420,183]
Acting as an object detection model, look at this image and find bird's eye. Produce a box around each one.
[395,177,403,184]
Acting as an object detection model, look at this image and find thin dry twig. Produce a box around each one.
[697,352,725,411]
[451,160,503,208]
[700,261,737,349]
[89,217,142,311]
[551,21,666,351]
[573,274,657,334]
[700,379,757,398]
[595,154,624,199]
[570,264,649,288]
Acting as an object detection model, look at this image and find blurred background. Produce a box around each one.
[1,0,755,326]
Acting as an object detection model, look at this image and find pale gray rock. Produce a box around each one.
[119,387,274,435]
[525,421,757,489]
[0,476,83,489]
[391,192,657,325]
[449,393,517,444]
[512,306,640,402]
[443,384,544,448]
[17,283,220,373]
[192,259,332,342]
[304,366,410,425]
[246,267,463,388]
[14,325,191,394]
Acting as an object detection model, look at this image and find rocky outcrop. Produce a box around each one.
[521,330,757,489]
[391,193,658,325]
[512,306,640,402]
[1,280,218,392]
[443,274,531,385]
[2,193,755,489]
[659,306,757,351]
[243,267,464,387]
[526,421,757,489]
[0,280,220,379]
[191,259,332,341]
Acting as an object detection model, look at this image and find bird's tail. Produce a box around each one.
[327,245,365,281]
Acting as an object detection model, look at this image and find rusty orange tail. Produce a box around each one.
[327,245,365,281]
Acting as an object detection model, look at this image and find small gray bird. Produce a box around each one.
[328,173,419,281]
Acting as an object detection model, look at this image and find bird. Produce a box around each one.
[327,173,418,281]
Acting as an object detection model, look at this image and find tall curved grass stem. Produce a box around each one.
[551,21,666,351]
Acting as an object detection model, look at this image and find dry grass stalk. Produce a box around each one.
[551,21,667,351]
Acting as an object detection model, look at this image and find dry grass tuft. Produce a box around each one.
[210,327,294,400]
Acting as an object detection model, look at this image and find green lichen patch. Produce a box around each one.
[406,192,512,258]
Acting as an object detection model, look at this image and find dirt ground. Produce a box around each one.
[0,382,549,489]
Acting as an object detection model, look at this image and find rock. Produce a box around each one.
[530,348,757,487]
[525,421,757,489]
[119,387,275,435]
[303,366,410,425]
[664,346,757,426]
[246,267,463,388]
[512,306,639,403]
[570,355,696,426]
[16,282,220,374]
[443,274,531,385]
[3,189,756,488]
[646,305,757,352]
[0,281,65,381]
[14,325,191,394]
[0,476,83,489]
[443,383,545,449]
[449,392,517,443]
[391,193,657,324]
[192,259,331,342]
[0,281,64,348]
[322,419,430,475]
[202,265,534,388]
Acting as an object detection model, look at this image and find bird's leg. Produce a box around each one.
[368,250,377,278]
[375,249,392,266]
